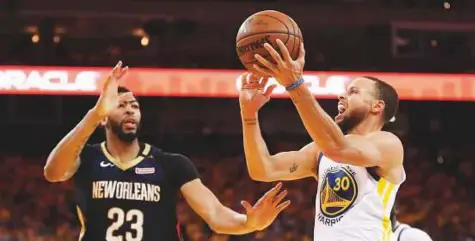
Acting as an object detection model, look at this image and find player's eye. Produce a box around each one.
[118,103,125,108]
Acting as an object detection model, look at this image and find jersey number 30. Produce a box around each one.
[106,207,144,241]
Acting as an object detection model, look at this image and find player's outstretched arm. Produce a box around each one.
[168,153,289,235]
[253,41,403,168]
[44,61,128,182]
[182,180,290,235]
[239,73,319,182]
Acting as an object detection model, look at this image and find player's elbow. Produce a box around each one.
[246,159,277,182]
[203,213,225,234]
[44,166,64,182]
[208,223,226,234]
[247,169,274,182]
[44,168,61,182]
[43,158,67,183]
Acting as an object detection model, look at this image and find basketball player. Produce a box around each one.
[390,207,433,241]
[44,61,290,241]
[238,40,405,241]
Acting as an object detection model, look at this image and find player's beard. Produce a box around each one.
[107,119,140,143]
[337,110,366,134]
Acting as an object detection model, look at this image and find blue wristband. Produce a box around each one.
[285,77,305,91]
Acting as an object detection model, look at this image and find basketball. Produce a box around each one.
[236,10,303,74]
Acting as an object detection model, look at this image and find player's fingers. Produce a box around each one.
[266,182,283,199]
[117,66,129,79]
[253,64,274,77]
[263,43,283,65]
[112,61,122,75]
[276,39,292,62]
[263,84,277,98]
[275,200,291,213]
[240,200,253,213]
[240,73,249,88]
[273,189,288,205]
[259,76,269,87]
[254,54,277,73]
[115,60,123,70]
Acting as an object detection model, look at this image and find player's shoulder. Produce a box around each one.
[365,131,402,145]
[80,142,105,159]
[367,131,403,157]
[145,145,192,164]
[401,227,432,241]
[146,146,198,178]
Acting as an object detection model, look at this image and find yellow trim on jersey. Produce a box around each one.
[76,206,86,241]
[100,142,151,170]
[377,178,395,241]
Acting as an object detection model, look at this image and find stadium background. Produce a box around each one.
[0,0,474,240]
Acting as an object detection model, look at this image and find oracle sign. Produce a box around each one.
[0,66,474,101]
[0,69,101,92]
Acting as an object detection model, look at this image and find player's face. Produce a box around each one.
[335,78,379,133]
[106,92,142,143]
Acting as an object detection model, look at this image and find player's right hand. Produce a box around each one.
[239,73,277,118]
[93,61,128,118]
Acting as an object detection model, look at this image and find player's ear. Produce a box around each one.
[100,117,108,127]
[371,100,385,115]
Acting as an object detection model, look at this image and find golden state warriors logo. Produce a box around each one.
[317,166,358,226]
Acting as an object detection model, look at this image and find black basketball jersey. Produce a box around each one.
[73,142,200,241]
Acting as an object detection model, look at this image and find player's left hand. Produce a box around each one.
[241,182,291,231]
[253,39,305,88]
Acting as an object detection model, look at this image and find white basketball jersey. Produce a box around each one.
[314,153,405,241]
[392,223,411,241]
[391,223,433,241]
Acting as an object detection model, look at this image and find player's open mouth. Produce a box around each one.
[123,118,137,129]
[336,103,346,120]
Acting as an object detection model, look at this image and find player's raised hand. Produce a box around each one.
[239,73,277,118]
[241,182,291,231]
[93,61,128,118]
[253,40,305,88]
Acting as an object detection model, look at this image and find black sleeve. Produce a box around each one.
[168,154,200,189]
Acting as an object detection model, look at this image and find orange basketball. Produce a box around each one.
[236,10,303,74]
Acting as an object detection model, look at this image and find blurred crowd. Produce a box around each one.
[0,133,473,241]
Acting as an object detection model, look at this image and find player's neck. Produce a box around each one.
[105,134,141,163]
[348,117,383,135]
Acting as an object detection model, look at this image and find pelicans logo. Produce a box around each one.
[317,166,358,226]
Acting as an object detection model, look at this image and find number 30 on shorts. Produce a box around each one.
[106,207,144,241]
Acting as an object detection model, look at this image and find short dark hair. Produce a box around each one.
[390,206,397,231]
[117,86,138,102]
[118,86,131,94]
[363,76,399,123]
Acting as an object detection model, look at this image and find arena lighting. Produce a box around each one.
[443,2,451,9]
[31,34,40,43]
[140,36,149,47]
[0,66,474,101]
[53,36,61,44]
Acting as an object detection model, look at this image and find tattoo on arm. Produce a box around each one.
[289,162,299,173]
